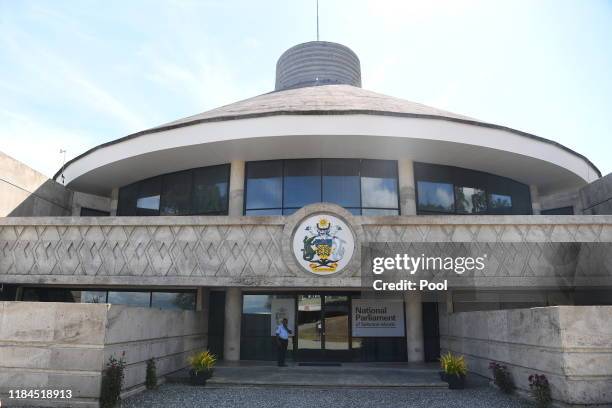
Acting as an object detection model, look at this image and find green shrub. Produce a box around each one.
[529,373,552,408]
[439,352,467,377]
[145,358,157,390]
[188,350,217,375]
[489,362,515,394]
[100,353,126,408]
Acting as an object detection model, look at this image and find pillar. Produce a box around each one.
[398,159,416,215]
[228,160,245,216]
[404,291,424,363]
[223,287,242,361]
[110,187,119,216]
[530,185,541,215]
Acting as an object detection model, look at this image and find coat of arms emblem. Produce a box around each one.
[292,214,354,274]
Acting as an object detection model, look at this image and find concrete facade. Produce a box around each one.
[1,210,611,288]
[0,151,110,217]
[580,172,612,215]
[440,306,612,406]
[0,301,207,407]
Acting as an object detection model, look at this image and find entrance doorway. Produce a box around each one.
[296,294,350,361]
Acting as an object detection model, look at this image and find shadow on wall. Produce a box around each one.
[0,151,110,216]
[580,172,612,215]
[2,178,73,216]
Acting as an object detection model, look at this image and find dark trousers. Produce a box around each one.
[277,338,288,366]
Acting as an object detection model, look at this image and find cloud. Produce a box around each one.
[0,108,95,178]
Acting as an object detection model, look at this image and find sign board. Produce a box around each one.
[292,213,355,275]
[351,299,405,337]
[270,298,295,336]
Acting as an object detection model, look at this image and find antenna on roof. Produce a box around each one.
[316,0,320,41]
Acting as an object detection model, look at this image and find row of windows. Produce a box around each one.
[245,159,400,215]
[20,288,197,310]
[115,160,532,217]
[414,162,532,215]
[117,164,230,216]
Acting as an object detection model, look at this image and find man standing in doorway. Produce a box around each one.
[275,318,292,367]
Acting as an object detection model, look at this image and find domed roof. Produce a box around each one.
[152,84,477,131]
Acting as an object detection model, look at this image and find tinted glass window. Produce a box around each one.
[361,160,399,209]
[80,208,110,216]
[81,291,107,303]
[161,171,192,215]
[108,291,150,307]
[193,165,229,214]
[417,181,455,212]
[151,292,196,310]
[245,161,283,210]
[284,159,321,209]
[135,177,161,216]
[117,164,229,216]
[455,186,487,214]
[489,194,512,211]
[245,159,400,215]
[117,183,138,216]
[541,206,573,215]
[322,159,360,207]
[415,162,531,215]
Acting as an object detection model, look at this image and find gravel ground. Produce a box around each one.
[121,383,534,408]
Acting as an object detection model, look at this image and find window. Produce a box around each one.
[245,161,283,214]
[245,159,400,215]
[417,181,455,213]
[455,186,487,214]
[117,164,230,216]
[322,159,360,209]
[107,291,151,307]
[283,159,321,212]
[161,171,192,215]
[192,165,229,215]
[414,162,531,215]
[361,159,399,214]
[541,206,573,215]
[18,288,196,310]
[151,292,196,310]
[80,208,110,216]
[489,194,512,210]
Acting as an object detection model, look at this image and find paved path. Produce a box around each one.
[122,382,533,408]
[167,363,446,388]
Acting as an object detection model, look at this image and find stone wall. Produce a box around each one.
[0,302,206,407]
[0,151,110,217]
[440,306,612,406]
[580,172,612,215]
[1,211,612,288]
[0,151,73,217]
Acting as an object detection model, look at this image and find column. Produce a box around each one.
[110,187,119,216]
[398,159,416,215]
[223,287,242,361]
[404,291,424,363]
[530,185,541,215]
[228,160,245,216]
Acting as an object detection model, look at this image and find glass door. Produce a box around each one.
[296,294,350,361]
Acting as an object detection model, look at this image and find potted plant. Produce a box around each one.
[440,352,467,389]
[489,361,514,394]
[439,352,450,381]
[188,350,216,386]
[529,373,552,408]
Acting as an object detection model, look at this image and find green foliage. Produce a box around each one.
[100,353,125,408]
[439,352,467,377]
[188,350,217,374]
[529,374,552,408]
[489,362,515,394]
[145,358,157,390]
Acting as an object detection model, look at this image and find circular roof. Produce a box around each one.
[55,42,601,196]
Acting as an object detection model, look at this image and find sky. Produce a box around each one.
[1,0,611,179]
